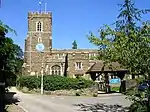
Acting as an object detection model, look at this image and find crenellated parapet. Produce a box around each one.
[28,11,52,18]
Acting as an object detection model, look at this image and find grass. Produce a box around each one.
[111,87,120,92]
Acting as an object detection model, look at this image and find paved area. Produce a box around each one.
[6,104,25,112]
[9,87,131,112]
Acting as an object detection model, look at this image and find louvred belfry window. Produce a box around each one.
[36,21,42,32]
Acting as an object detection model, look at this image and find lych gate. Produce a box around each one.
[86,61,128,93]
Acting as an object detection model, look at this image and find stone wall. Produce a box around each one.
[23,11,98,78]
[24,49,98,77]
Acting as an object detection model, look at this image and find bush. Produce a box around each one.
[5,72,17,87]
[17,75,40,90]
[17,75,95,91]
[125,78,150,112]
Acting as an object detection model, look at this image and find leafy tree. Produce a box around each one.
[0,20,17,35]
[0,20,23,111]
[88,0,150,111]
[0,21,23,84]
[88,0,150,79]
[72,40,78,49]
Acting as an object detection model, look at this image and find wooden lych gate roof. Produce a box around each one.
[86,61,128,73]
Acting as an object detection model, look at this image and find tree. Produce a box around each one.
[72,40,78,49]
[0,33,23,75]
[0,20,17,35]
[88,0,150,79]
[88,0,150,111]
[0,21,23,111]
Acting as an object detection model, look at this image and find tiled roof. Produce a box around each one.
[87,61,128,73]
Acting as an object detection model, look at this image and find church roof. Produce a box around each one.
[86,61,128,73]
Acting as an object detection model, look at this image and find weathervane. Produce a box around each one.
[38,0,42,13]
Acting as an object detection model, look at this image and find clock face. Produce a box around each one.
[36,43,45,52]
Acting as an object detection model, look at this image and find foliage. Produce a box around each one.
[72,40,78,49]
[5,72,17,87]
[0,20,21,111]
[111,87,120,92]
[0,38,23,72]
[88,0,150,111]
[125,82,150,112]
[0,20,17,36]
[17,75,95,91]
[0,21,23,87]
[135,77,145,83]
[88,0,150,79]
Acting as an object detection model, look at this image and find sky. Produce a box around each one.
[0,0,150,51]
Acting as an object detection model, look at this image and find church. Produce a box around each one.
[23,11,98,78]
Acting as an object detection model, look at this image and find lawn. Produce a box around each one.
[111,87,120,92]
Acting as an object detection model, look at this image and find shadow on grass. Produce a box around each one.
[73,103,129,112]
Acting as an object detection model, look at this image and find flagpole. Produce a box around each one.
[45,3,47,13]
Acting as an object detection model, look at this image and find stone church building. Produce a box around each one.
[23,11,98,78]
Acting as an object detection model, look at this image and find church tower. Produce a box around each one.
[24,11,52,75]
[27,11,52,51]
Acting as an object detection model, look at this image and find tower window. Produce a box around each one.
[38,37,42,43]
[36,21,43,32]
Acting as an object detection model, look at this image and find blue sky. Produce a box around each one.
[0,0,150,51]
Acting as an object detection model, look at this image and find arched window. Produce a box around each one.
[38,37,42,43]
[51,65,61,75]
[36,21,42,32]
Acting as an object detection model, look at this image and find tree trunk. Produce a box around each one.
[0,86,5,112]
[0,70,5,112]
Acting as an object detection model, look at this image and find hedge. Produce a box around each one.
[17,75,95,91]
